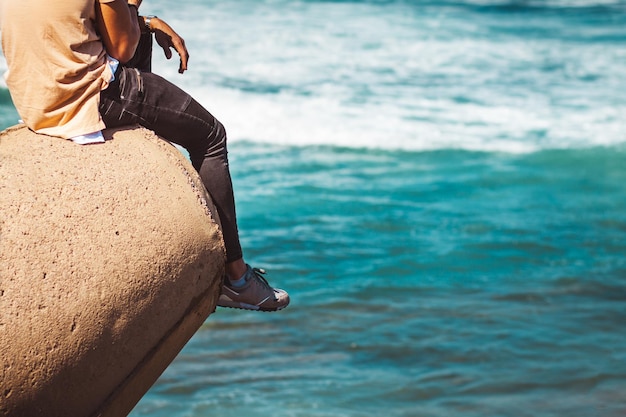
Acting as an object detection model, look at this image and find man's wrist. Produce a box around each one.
[143,15,157,33]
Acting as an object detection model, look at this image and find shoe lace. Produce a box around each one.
[249,267,273,291]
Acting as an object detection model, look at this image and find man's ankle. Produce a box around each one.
[227,267,249,288]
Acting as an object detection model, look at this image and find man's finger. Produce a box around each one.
[179,51,189,72]
[174,41,189,73]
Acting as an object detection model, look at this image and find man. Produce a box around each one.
[1,0,289,311]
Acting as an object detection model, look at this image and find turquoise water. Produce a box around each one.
[2,0,626,415]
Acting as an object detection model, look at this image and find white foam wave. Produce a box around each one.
[182,84,626,154]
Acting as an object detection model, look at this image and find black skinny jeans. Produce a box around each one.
[99,38,242,263]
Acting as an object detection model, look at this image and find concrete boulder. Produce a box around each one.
[0,124,225,416]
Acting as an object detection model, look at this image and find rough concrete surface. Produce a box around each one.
[0,124,225,417]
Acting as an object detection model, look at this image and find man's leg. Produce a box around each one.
[99,68,289,311]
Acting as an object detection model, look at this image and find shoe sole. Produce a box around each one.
[217,300,289,312]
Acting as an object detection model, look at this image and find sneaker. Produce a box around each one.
[218,265,290,312]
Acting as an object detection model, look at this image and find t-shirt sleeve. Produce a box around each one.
[98,0,118,3]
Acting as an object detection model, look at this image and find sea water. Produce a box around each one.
[1,0,626,416]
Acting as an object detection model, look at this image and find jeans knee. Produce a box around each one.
[205,119,228,158]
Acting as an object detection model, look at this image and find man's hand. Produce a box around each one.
[150,18,189,74]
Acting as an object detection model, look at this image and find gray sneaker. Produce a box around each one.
[218,265,290,312]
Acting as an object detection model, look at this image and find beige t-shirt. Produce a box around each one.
[1,0,115,139]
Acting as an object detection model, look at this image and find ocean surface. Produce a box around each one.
[2,0,626,415]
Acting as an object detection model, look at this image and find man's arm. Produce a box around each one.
[95,0,141,63]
